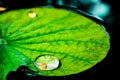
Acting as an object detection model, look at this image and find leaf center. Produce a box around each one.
[0,38,7,45]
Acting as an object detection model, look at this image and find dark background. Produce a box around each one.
[0,0,117,80]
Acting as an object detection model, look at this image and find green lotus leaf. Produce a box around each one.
[0,7,110,80]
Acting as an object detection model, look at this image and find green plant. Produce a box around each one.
[0,7,110,80]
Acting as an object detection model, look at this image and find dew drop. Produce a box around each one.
[0,7,7,12]
[34,55,59,71]
[28,11,37,18]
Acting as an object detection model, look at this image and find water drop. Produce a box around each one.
[0,7,7,12]
[28,11,37,18]
[34,55,59,70]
